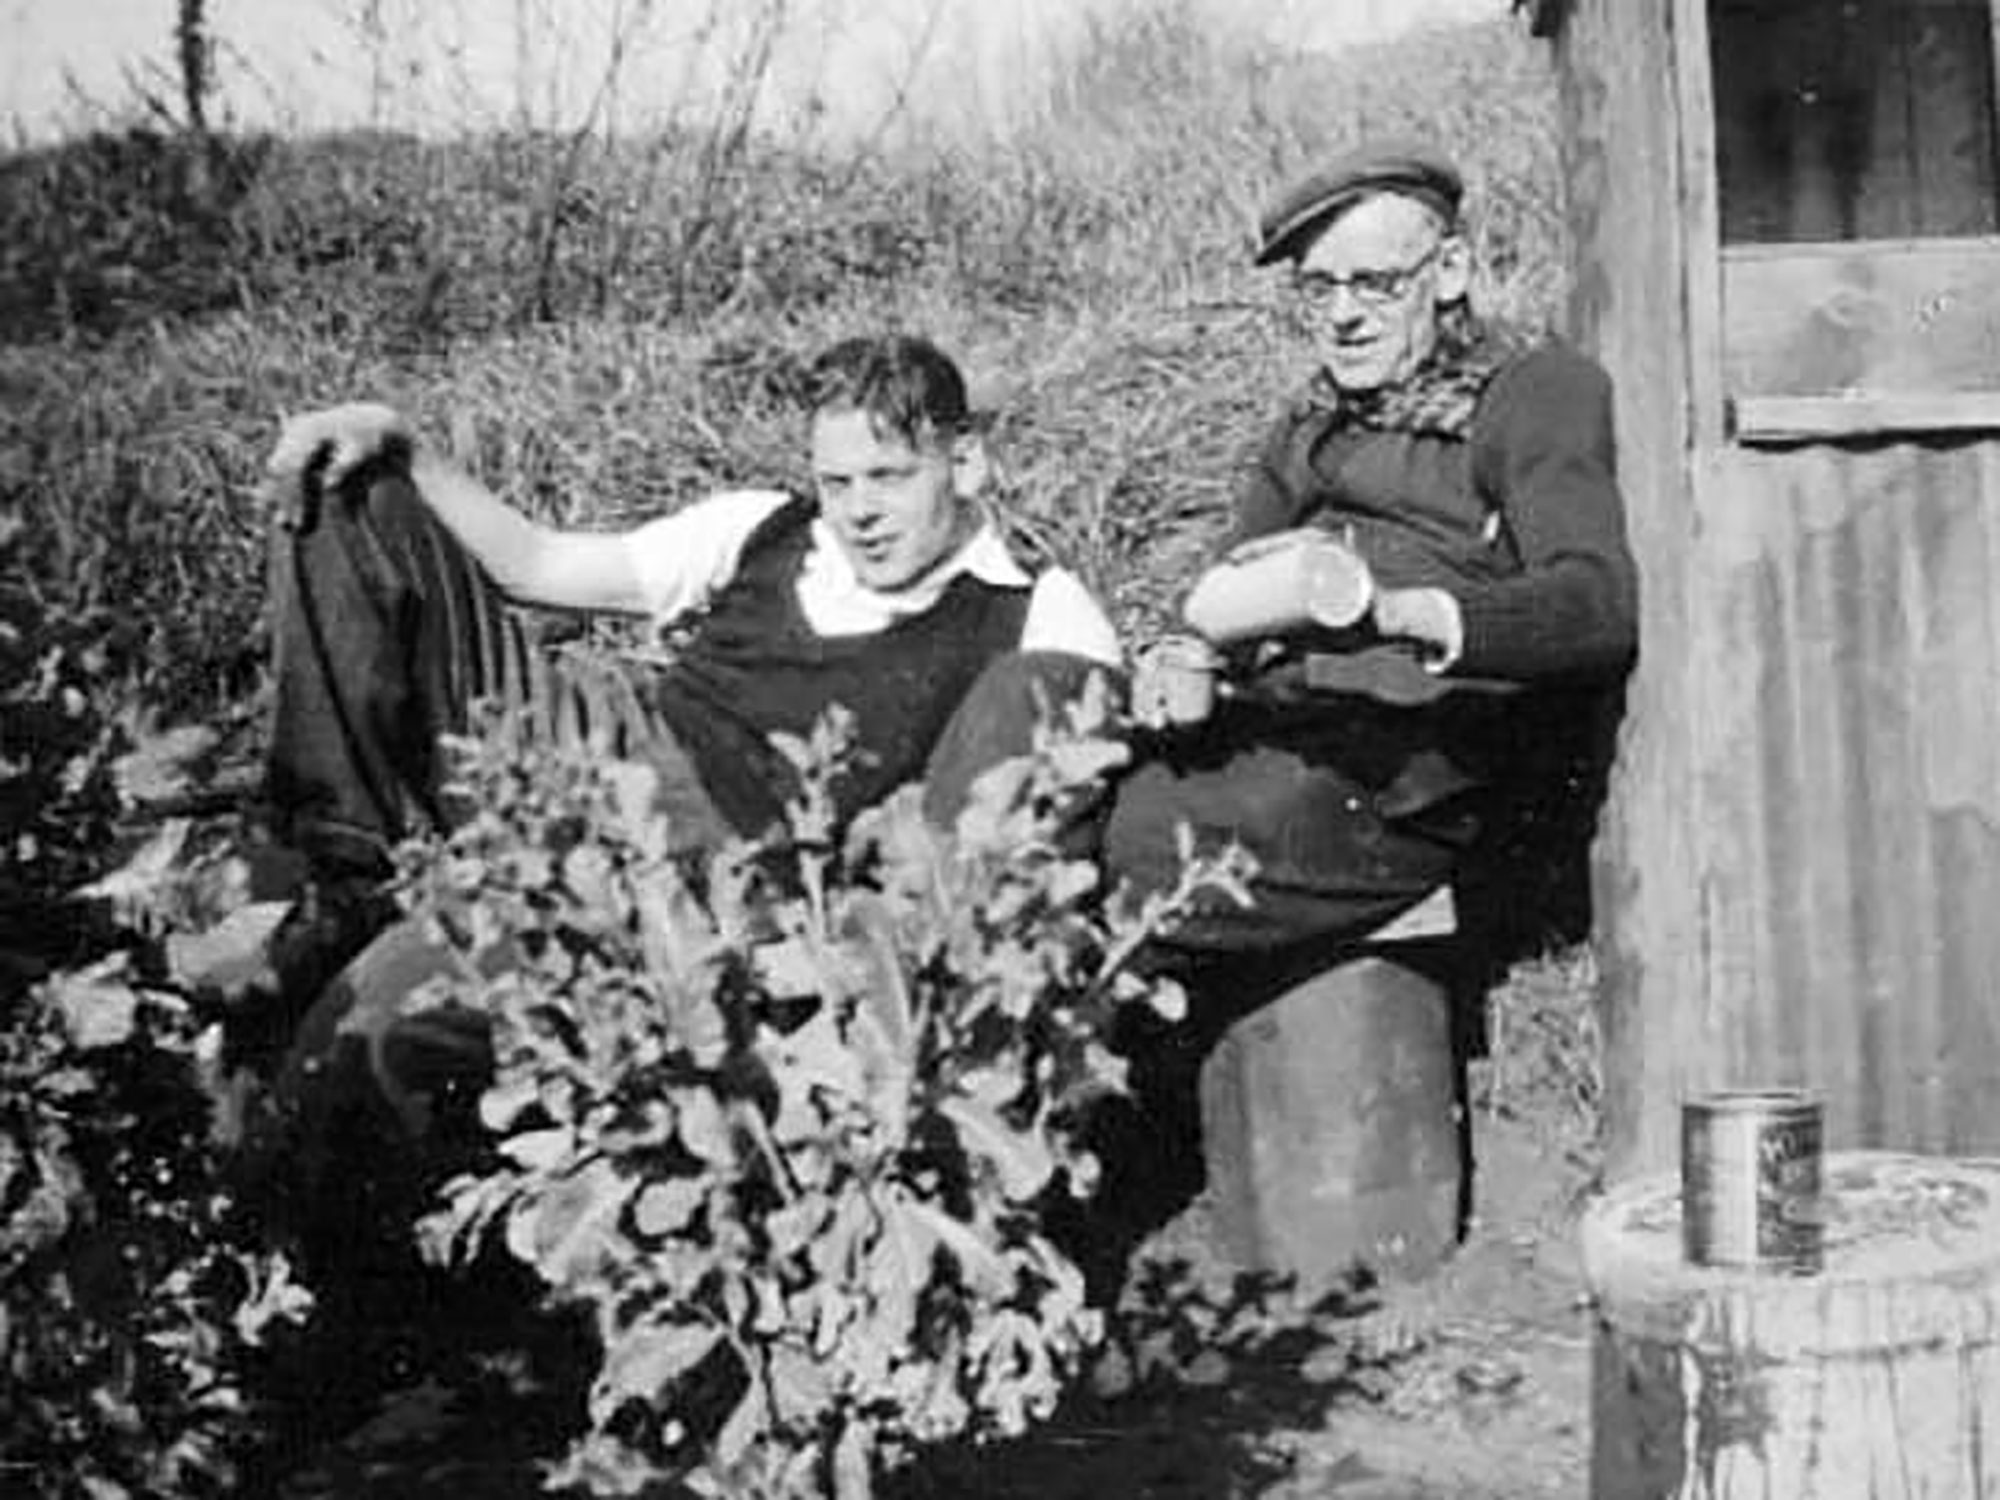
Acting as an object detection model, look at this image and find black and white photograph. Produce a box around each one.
[3,2,1994,1495]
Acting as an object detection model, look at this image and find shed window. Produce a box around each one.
[1711,0,2000,243]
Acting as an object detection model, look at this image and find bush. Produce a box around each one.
[0,130,270,344]
[0,515,312,1498]
[397,696,1251,1496]
[0,952,313,1499]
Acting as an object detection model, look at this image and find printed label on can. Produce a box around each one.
[1681,1089,1824,1275]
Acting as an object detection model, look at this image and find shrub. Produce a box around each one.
[0,951,313,1499]
[0,129,270,344]
[1,507,312,1497]
[398,694,1252,1496]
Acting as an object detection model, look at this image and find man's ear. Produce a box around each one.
[950,432,992,499]
[1434,232,1473,305]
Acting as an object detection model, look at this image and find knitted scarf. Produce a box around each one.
[1300,305,1524,440]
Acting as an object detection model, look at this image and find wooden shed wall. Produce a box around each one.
[1556,0,2000,1174]
[1696,442,2000,1152]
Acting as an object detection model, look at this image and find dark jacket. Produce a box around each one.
[1228,339,1638,815]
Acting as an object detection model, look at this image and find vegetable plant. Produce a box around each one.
[398,682,1253,1497]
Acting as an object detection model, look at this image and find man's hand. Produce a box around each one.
[1370,585,1465,673]
[1131,634,1223,728]
[263,402,415,530]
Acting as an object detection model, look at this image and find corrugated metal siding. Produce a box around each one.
[1699,441,2000,1153]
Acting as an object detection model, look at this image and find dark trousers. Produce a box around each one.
[928,671,1485,967]
[265,471,732,881]
[1103,720,1480,963]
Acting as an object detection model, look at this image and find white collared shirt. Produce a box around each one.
[623,489,1123,666]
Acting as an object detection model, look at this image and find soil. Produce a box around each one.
[268,1081,1602,1500]
[906,1097,1601,1500]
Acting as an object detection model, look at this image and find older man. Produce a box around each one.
[1102,140,1637,962]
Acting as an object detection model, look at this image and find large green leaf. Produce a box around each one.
[596,1319,720,1420]
[164,899,293,997]
[774,1008,866,1104]
[939,1096,1054,1202]
[903,1201,1011,1298]
[711,1374,769,1470]
[767,1340,836,1427]
[73,818,189,912]
[632,1176,706,1238]
[510,1157,632,1284]
[672,1087,735,1167]
[862,1192,931,1359]
[841,894,916,1145]
[498,1126,574,1172]
[763,1196,831,1259]
[48,954,140,1051]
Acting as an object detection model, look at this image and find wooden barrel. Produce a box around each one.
[1583,1151,2000,1498]
[1198,942,1463,1290]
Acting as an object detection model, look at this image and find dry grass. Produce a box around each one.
[1474,946,1605,1166]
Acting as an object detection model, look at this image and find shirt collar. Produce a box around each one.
[805,513,1031,608]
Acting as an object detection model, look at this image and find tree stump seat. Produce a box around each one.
[1197,885,1468,1292]
[1583,1151,2000,1498]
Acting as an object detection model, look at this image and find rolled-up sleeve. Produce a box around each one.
[622,489,790,628]
[1020,567,1124,667]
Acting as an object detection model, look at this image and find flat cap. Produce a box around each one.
[1254,139,1464,267]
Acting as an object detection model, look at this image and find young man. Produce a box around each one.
[263,333,1118,895]
[248,335,1120,1202]
[1101,139,1638,960]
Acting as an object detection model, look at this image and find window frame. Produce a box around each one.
[1703,0,2000,441]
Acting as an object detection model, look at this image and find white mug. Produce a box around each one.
[1182,530,1373,645]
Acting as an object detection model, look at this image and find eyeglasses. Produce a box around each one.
[1291,245,1442,309]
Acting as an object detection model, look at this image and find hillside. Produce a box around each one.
[0,13,1560,716]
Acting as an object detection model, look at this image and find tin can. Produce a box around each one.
[1680,1089,1824,1274]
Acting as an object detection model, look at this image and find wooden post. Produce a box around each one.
[1555,0,1710,1181]
[1584,1152,2000,1497]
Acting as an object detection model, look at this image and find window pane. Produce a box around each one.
[1711,0,2000,243]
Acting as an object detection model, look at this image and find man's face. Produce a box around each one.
[1292,192,1469,393]
[809,408,983,592]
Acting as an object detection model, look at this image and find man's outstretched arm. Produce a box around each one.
[267,402,648,616]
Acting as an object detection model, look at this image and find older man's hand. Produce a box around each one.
[1131,634,1224,728]
[1371,584,1465,673]
[263,402,415,530]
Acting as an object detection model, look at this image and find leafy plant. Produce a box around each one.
[1,510,314,1496]
[0,933,314,1499]
[396,687,1252,1498]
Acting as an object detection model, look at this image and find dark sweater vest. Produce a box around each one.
[647,497,1031,839]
